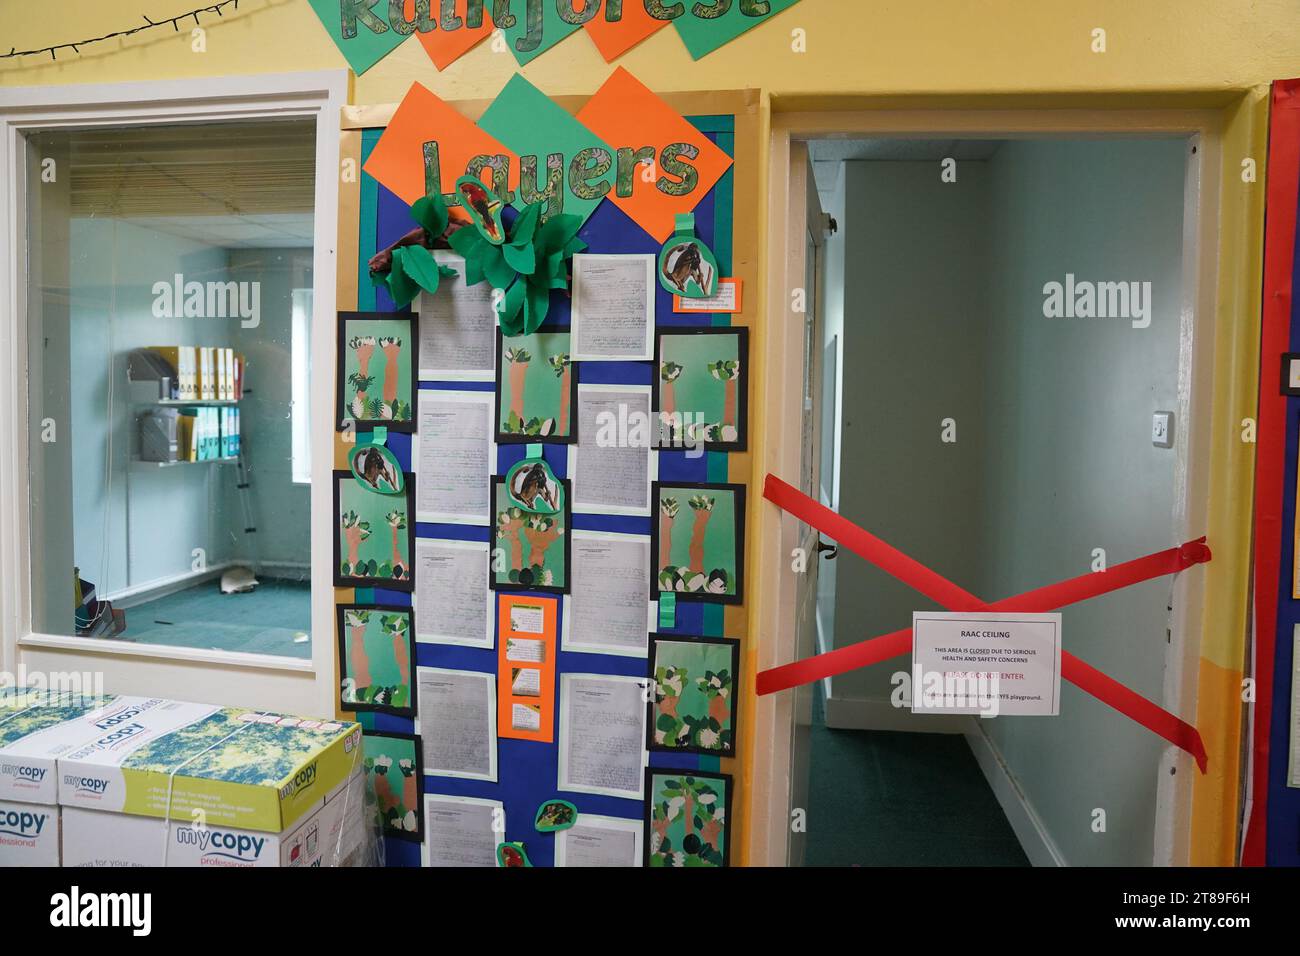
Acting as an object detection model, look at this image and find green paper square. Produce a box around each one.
[659,593,677,629]
[308,0,410,75]
[672,0,804,60]
[478,74,615,226]
[503,2,583,66]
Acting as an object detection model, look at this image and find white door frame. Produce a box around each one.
[753,106,1229,867]
[0,70,346,716]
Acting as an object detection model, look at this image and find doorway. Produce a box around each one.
[753,109,1239,868]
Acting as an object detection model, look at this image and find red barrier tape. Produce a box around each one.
[758,474,1211,773]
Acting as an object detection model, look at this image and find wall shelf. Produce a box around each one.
[134,398,241,407]
[131,458,239,471]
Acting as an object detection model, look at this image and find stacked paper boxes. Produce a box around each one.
[0,690,114,866]
[0,691,365,867]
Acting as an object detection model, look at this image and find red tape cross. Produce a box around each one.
[758,475,1211,773]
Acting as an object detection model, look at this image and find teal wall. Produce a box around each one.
[223,247,313,572]
[68,220,311,605]
[980,139,1187,866]
[831,159,993,702]
[69,218,237,601]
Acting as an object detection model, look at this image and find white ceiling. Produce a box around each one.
[116,214,315,249]
[809,138,1005,198]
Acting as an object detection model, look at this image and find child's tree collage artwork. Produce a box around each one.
[335,65,755,867]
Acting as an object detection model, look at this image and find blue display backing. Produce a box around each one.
[352,118,738,867]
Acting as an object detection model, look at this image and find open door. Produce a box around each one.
[786,142,832,866]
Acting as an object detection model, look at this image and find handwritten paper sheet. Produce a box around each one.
[570,254,655,361]
[511,668,542,697]
[418,253,498,381]
[562,531,652,657]
[512,703,542,732]
[417,667,497,781]
[421,795,502,868]
[414,538,491,648]
[558,673,647,799]
[568,385,654,515]
[554,814,643,867]
[506,638,546,663]
[415,391,494,524]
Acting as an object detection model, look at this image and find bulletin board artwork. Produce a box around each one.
[363,731,425,843]
[651,481,746,604]
[490,477,571,594]
[647,634,740,757]
[337,312,418,433]
[644,769,732,868]
[338,604,416,718]
[334,470,416,591]
[495,328,577,443]
[341,85,758,869]
[654,326,749,452]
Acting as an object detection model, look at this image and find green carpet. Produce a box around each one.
[120,578,311,659]
[804,686,1030,866]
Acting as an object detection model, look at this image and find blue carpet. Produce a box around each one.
[804,685,1030,866]
[120,578,311,659]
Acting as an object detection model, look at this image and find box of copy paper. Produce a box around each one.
[0,799,60,867]
[57,698,363,833]
[0,686,49,713]
[62,768,365,867]
[0,691,117,805]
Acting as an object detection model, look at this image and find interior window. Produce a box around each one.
[25,118,316,659]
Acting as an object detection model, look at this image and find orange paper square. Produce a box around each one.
[583,5,671,62]
[576,67,733,242]
[363,82,519,207]
[415,1,492,70]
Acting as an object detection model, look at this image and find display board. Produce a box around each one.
[334,78,758,867]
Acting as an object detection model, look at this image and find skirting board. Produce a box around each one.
[109,560,311,608]
[109,563,233,607]
[964,721,1065,867]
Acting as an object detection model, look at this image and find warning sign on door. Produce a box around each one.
[911,612,1062,717]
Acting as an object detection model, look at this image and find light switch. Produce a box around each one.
[1152,411,1174,448]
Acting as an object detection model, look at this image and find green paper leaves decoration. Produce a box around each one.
[412,192,450,236]
[370,191,459,308]
[450,197,587,337]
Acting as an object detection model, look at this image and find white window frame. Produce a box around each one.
[291,287,314,485]
[0,71,346,717]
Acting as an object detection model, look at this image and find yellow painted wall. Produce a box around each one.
[3,0,1299,98]
[5,0,1298,865]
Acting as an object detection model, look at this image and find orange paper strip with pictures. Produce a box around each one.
[496,594,557,743]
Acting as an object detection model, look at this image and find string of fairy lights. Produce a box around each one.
[2,1,241,61]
